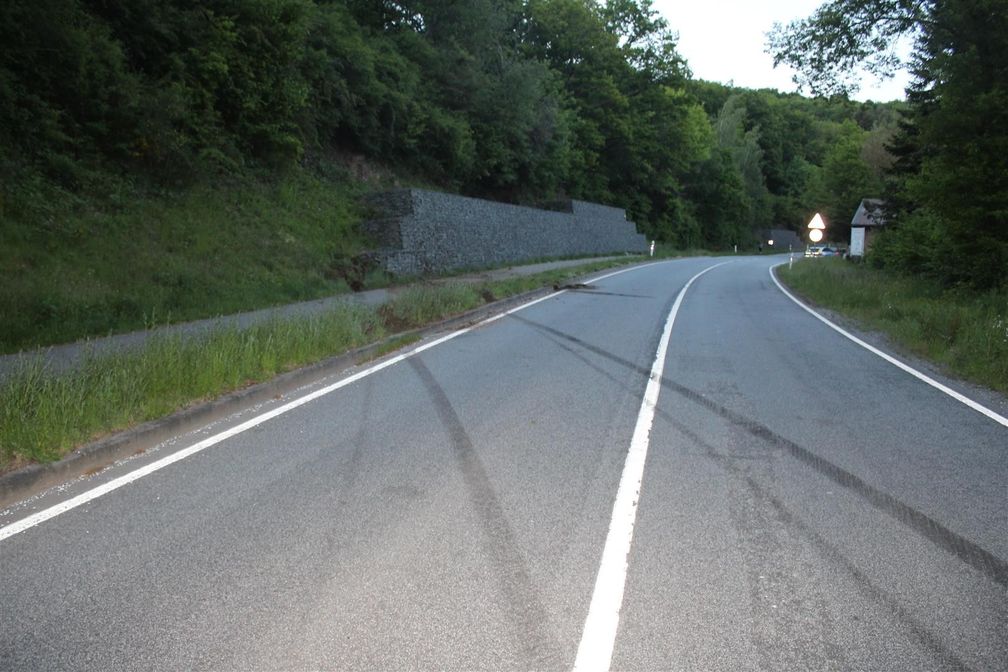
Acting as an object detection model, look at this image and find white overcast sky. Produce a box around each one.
[652,0,911,102]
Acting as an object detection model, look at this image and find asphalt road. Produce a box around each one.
[1,255,1005,670]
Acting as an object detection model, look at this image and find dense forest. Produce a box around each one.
[1,0,903,249]
[771,0,1007,289]
[2,0,1002,350]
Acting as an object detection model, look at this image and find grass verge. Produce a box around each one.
[1,304,382,468]
[0,164,378,354]
[379,283,484,331]
[0,256,647,471]
[776,259,1008,395]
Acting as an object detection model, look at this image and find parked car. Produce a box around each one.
[820,247,838,256]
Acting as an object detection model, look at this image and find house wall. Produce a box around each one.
[362,189,648,275]
[850,226,886,258]
[851,227,866,256]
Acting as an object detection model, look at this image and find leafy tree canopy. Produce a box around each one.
[767,0,928,97]
[0,0,908,255]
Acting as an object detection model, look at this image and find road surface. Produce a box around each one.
[1,255,1005,670]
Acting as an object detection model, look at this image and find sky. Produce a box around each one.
[652,0,912,102]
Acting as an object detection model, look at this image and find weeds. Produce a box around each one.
[0,256,653,471]
[379,283,483,331]
[0,304,381,467]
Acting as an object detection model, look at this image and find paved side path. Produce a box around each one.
[0,256,635,379]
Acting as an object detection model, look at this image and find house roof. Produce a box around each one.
[851,199,886,228]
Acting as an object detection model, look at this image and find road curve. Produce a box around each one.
[1,255,1005,671]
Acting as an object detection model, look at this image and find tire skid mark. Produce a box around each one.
[342,374,376,488]
[510,315,1008,589]
[671,383,1008,589]
[409,358,565,669]
[672,419,973,672]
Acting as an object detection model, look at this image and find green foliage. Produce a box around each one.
[522,0,708,238]
[0,0,139,170]
[0,303,382,466]
[379,283,483,331]
[0,166,367,352]
[767,0,924,97]
[0,0,923,358]
[0,0,896,250]
[816,120,880,239]
[770,0,1008,289]
[713,96,768,229]
[893,0,1008,289]
[1,256,650,468]
[685,148,750,248]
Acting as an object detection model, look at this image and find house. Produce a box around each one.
[850,199,886,257]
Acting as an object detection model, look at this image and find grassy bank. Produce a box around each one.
[0,159,713,358]
[0,259,642,471]
[0,304,382,470]
[776,259,1008,395]
[0,164,379,354]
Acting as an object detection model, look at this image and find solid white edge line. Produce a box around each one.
[769,264,1008,429]
[0,258,683,543]
[586,260,667,284]
[573,261,729,672]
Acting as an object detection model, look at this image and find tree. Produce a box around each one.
[894,0,1008,287]
[418,0,570,198]
[713,96,770,230]
[766,0,927,97]
[522,0,705,237]
[599,0,689,85]
[817,120,878,241]
[770,0,1008,288]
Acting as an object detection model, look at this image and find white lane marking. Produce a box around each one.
[587,261,666,283]
[0,259,683,542]
[0,329,459,543]
[770,264,1008,429]
[573,262,729,672]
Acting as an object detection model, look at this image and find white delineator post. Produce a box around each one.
[649,240,655,257]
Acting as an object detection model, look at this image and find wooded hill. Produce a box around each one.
[5,0,999,349]
[1,1,900,242]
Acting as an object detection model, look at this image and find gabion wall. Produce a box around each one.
[362,189,648,275]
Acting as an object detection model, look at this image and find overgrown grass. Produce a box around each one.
[777,259,1008,395]
[0,256,653,471]
[379,283,484,331]
[0,304,382,468]
[0,165,373,354]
